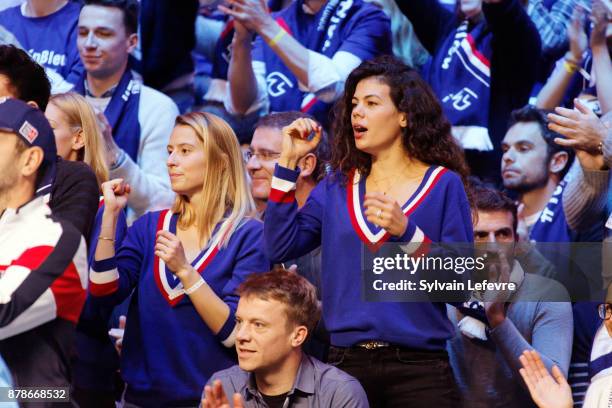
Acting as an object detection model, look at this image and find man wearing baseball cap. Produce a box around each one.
[0,97,57,198]
[0,98,88,393]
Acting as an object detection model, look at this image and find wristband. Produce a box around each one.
[563,59,579,74]
[267,29,286,47]
[184,277,205,295]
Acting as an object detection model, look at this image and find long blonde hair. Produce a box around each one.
[48,92,109,186]
[172,111,255,248]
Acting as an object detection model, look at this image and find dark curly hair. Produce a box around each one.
[0,45,51,110]
[331,56,469,184]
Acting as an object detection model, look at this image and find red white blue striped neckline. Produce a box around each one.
[153,210,231,306]
[347,166,446,247]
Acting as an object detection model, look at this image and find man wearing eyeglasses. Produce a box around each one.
[245,111,330,361]
[246,111,328,216]
[598,302,612,332]
[593,285,612,376]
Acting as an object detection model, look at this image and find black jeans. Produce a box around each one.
[327,346,460,408]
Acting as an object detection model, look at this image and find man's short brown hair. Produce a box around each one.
[238,269,321,333]
[472,184,518,236]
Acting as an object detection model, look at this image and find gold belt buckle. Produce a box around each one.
[358,341,390,350]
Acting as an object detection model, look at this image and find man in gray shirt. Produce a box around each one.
[201,269,368,408]
[447,186,574,408]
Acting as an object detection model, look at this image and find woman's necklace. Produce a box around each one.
[368,162,419,195]
[370,176,394,195]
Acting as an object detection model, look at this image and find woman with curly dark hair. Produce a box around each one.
[263,56,473,407]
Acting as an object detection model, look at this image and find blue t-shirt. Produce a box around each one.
[0,1,83,92]
[252,0,391,126]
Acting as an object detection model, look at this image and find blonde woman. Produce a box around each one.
[90,112,269,407]
[45,92,108,186]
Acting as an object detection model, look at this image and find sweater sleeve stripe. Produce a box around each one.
[399,226,431,257]
[220,326,237,348]
[89,268,120,284]
[216,309,237,348]
[269,188,296,203]
[270,176,297,203]
[89,269,120,296]
[271,176,297,192]
[89,254,120,296]
[89,280,119,297]
[269,165,300,203]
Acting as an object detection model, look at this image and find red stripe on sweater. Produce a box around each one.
[89,280,119,297]
[269,188,295,203]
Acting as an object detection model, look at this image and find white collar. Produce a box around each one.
[0,196,50,226]
[591,323,612,383]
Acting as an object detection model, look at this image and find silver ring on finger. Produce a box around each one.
[376,209,382,218]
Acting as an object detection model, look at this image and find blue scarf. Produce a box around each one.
[424,20,493,151]
[212,20,234,81]
[590,323,612,380]
[529,181,572,243]
[264,0,362,125]
[74,69,141,163]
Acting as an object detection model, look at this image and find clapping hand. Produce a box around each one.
[548,99,606,153]
[519,350,573,408]
[218,0,271,34]
[548,99,607,170]
[567,6,588,63]
[590,0,611,49]
[202,380,244,408]
[483,250,512,327]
